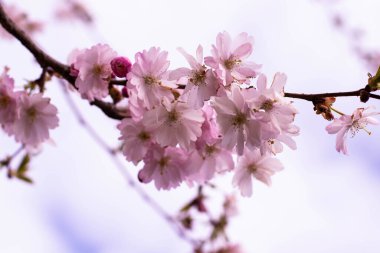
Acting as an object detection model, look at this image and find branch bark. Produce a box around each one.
[0,3,125,120]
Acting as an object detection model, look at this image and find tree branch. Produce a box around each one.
[285,89,380,102]
[0,3,125,120]
[1,2,379,120]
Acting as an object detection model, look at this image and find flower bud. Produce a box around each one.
[111,56,132,77]
[121,86,129,97]
[360,89,370,103]
[69,64,79,77]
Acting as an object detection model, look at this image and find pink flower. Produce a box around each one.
[252,73,298,138]
[205,31,261,85]
[12,93,59,147]
[233,149,283,197]
[212,85,261,155]
[72,44,117,101]
[187,141,234,183]
[326,107,379,155]
[142,99,204,150]
[171,45,221,109]
[117,118,152,165]
[259,125,299,155]
[138,145,188,190]
[127,92,147,121]
[0,68,18,130]
[194,105,219,150]
[127,47,176,109]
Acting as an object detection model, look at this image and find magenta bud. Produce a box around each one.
[121,86,129,97]
[69,64,79,77]
[111,56,132,78]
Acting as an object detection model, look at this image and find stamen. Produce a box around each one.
[144,76,156,85]
[232,112,247,126]
[158,156,170,175]
[248,164,257,173]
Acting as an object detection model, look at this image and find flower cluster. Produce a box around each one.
[109,32,298,196]
[0,68,59,147]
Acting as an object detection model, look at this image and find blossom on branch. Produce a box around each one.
[142,99,204,150]
[117,118,152,165]
[138,145,189,190]
[12,93,59,147]
[212,85,261,155]
[326,107,379,155]
[0,68,18,132]
[205,31,261,86]
[127,47,176,110]
[70,44,117,101]
[171,45,221,109]
[232,149,283,197]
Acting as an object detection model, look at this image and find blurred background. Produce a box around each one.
[1,0,380,252]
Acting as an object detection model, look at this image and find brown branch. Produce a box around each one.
[1,2,379,118]
[0,3,125,120]
[285,88,380,102]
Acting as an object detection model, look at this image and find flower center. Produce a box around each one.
[0,95,10,108]
[166,110,180,125]
[138,131,150,141]
[92,64,103,75]
[205,145,217,156]
[248,164,257,173]
[261,99,274,111]
[26,107,37,123]
[232,112,247,127]
[350,120,371,137]
[144,76,156,85]
[224,57,241,70]
[158,156,170,175]
[189,67,206,86]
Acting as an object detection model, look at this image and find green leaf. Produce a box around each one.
[15,154,33,184]
[16,174,33,184]
[17,154,30,175]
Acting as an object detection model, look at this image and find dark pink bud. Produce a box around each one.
[69,64,79,77]
[121,86,129,97]
[111,56,132,78]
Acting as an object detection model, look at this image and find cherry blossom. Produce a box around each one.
[12,93,59,147]
[205,31,261,86]
[138,145,189,190]
[212,85,261,155]
[187,141,234,183]
[171,45,221,109]
[326,107,379,155]
[0,68,18,131]
[232,149,283,197]
[117,118,152,165]
[127,47,176,109]
[72,44,117,101]
[252,73,298,138]
[142,99,204,150]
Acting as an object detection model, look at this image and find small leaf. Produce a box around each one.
[15,154,33,184]
[17,154,30,175]
[16,174,33,184]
